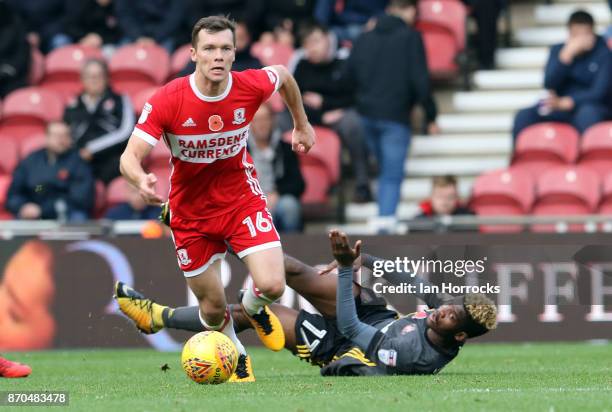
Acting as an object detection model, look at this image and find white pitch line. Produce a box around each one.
[452,387,610,393]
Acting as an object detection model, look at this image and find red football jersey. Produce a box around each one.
[132,68,281,220]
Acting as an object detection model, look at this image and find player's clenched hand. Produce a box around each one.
[292,123,315,153]
[329,230,361,268]
[138,173,164,206]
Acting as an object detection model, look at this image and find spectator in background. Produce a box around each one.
[178,20,262,77]
[63,0,121,50]
[461,0,504,70]
[512,11,612,140]
[185,0,265,40]
[0,0,31,98]
[248,104,305,233]
[7,0,71,52]
[416,175,473,218]
[105,182,161,220]
[344,0,438,232]
[6,121,94,221]
[114,0,186,52]
[315,0,389,44]
[63,59,134,184]
[291,23,371,202]
[262,0,317,47]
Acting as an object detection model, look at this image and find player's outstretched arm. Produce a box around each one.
[268,65,315,154]
[329,230,379,352]
[119,136,164,205]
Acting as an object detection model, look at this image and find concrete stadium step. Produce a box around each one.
[346,202,420,221]
[496,47,548,69]
[535,3,610,25]
[453,90,543,112]
[400,176,475,200]
[516,25,609,46]
[473,70,543,90]
[411,134,511,156]
[437,113,514,133]
[405,155,509,176]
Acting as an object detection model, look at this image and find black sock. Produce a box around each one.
[162,306,204,332]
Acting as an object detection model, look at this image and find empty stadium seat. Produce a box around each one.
[470,168,534,233]
[283,126,341,185]
[532,166,600,232]
[251,42,294,67]
[0,88,64,138]
[146,140,171,169]
[418,0,467,50]
[150,166,171,200]
[19,133,46,158]
[578,122,612,179]
[106,177,130,207]
[131,86,159,115]
[598,172,612,216]
[110,44,170,100]
[300,163,332,204]
[0,174,13,220]
[512,122,579,177]
[0,139,19,175]
[29,48,45,85]
[40,45,104,101]
[170,44,192,78]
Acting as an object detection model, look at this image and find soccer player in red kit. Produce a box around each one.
[117,16,315,382]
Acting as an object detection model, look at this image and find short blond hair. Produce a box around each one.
[464,293,497,337]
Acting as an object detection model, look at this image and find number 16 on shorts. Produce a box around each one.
[242,211,274,237]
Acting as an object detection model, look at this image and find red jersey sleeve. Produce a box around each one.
[241,67,281,103]
[132,87,172,146]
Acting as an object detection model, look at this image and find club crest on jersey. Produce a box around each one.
[401,324,416,335]
[138,102,152,124]
[377,349,397,367]
[232,108,246,125]
[177,249,192,266]
[412,311,428,319]
[208,114,224,132]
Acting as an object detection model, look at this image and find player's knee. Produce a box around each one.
[257,281,285,300]
[199,299,227,326]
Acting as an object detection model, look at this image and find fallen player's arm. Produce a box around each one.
[361,253,451,308]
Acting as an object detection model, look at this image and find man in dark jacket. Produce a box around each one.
[315,0,388,43]
[6,0,70,52]
[63,59,134,184]
[344,0,438,232]
[248,104,305,233]
[513,10,612,140]
[63,0,121,48]
[6,121,94,221]
[0,0,30,98]
[293,23,371,202]
[114,0,185,52]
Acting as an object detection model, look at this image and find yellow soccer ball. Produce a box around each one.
[181,331,238,384]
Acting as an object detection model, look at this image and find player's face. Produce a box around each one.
[192,29,236,83]
[427,305,467,336]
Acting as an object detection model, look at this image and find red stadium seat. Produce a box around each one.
[146,140,171,169]
[0,88,64,138]
[0,174,13,220]
[418,0,467,50]
[415,22,458,78]
[150,166,171,201]
[0,139,19,175]
[283,126,341,185]
[110,44,170,100]
[300,163,331,204]
[470,168,535,233]
[265,92,285,113]
[40,45,104,102]
[106,177,130,207]
[29,48,45,85]
[131,86,159,115]
[19,133,46,158]
[170,44,192,78]
[598,172,612,215]
[94,180,107,218]
[251,42,294,67]
[578,122,612,179]
[532,166,600,232]
[512,122,579,177]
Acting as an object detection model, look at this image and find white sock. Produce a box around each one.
[242,284,276,316]
[199,307,247,356]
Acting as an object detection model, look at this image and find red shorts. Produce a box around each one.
[170,201,281,277]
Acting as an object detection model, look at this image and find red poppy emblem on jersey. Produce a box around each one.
[57,169,69,180]
[208,115,224,132]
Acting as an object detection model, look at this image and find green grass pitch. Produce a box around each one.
[5,343,611,412]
